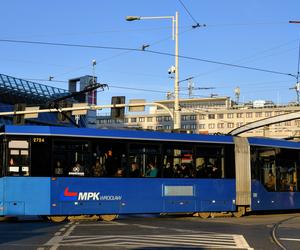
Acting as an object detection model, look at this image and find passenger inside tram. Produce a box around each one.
[266,170,276,191]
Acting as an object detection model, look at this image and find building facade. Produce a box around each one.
[96,97,300,139]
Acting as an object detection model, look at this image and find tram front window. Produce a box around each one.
[7,140,30,176]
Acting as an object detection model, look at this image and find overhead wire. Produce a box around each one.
[179,39,300,82]
[0,38,296,79]
[45,26,195,80]
[177,0,201,27]
[25,77,294,100]
[144,49,297,78]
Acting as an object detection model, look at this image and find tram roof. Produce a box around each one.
[1,125,233,144]
[1,125,300,149]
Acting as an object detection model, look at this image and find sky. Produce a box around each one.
[1,0,300,114]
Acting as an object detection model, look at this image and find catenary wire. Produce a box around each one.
[178,0,200,26]
[44,27,195,79]
[181,40,299,82]
[0,38,296,78]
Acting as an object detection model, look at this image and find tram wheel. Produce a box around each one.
[198,212,211,219]
[232,207,245,218]
[99,214,118,222]
[47,216,68,223]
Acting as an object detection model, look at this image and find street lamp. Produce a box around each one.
[126,12,181,129]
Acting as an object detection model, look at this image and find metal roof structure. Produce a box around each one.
[0,73,69,105]
[0,73,86,127]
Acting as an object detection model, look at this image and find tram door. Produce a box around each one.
[30,136,51,176]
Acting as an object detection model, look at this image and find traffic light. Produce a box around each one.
[13,103,26,125]
[111,96,125,119]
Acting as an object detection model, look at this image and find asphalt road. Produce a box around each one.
[0,213,299,250]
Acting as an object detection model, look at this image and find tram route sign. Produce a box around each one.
[71,103,88,116]
[24,106,40,119]
[129,99,145,112]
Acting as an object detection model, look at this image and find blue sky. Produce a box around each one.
[1,0,300,112]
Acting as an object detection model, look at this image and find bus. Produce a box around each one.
[0,125,300,222]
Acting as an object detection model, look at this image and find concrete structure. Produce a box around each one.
[68,75,98,127]
[96,96,300,139]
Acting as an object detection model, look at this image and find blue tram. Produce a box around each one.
[0,125,299,221]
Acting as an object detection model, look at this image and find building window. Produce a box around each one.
[182,124,190,129]
[227,113,234,119]
[199,124,205,129]
[236,122,243,127]
[199,114,206,120]
[208,123,215,129]
[139,117,145,122]
[124,118,129,123]
[208,114,215,119]
[164,125,171,130]
[217,114,224,119]
[182,115,189,121]
[156,125,163,130]
[227,123,234,128]
[246,112,252,118]
[190,124,197,129]
[285,121,291,126]
[156,116,163,122]
[265,111,272,117]
[255,112,262,118]
[164,116,171,121]
[147,117,153,122]
[237,113,243,118]
[217,123,224,129]
[190,115,197,120]
[131,118,137,123]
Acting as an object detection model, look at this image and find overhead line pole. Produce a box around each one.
[126,12,181,129]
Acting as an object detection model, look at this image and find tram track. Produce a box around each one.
[271,214,300,250]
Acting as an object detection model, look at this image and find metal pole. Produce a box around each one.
[174,11,181,130]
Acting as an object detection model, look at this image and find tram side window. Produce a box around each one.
[91,141,127,177]
[253,147,276,191]
[162,144,194,178]
[7,140,30,176]
[53,140,91,177]
[252,147,299,192]
[195,146,225,178]
[129,143,161,177]
[276,148,299,192]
